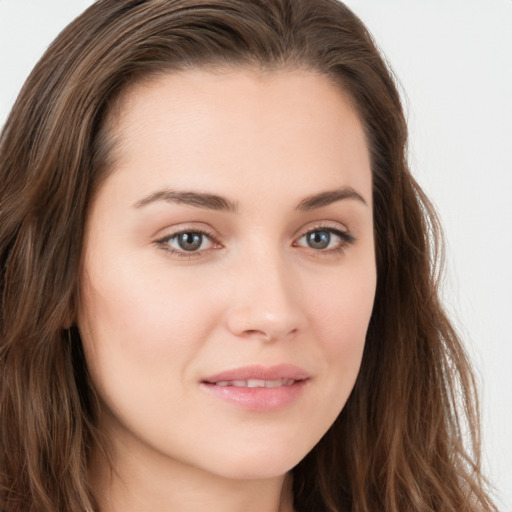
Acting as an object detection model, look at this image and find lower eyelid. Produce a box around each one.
[154,225,354,257]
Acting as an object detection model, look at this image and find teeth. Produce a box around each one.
[247,379,266,387]
[213,379,295,388]
[264,379,282,388]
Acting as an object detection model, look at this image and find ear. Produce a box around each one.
[62,320,73,330]
[62,318,74,330]
[61,302,76,330]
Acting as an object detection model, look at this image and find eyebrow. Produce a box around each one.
[296,187,368,210]
[133,186,367,212]
[133,190,238,212]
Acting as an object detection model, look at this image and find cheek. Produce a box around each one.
[77,262,222,390]
[77,265,226,450]
[311,263,375,342]
[307,264,376,393]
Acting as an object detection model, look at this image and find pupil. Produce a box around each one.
[308,231,330,249]
[178,233,202,251]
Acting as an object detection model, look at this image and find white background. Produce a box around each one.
[1,1,511,509]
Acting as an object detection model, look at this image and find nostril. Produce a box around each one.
[243,329,271,340]
[241,327,298,341]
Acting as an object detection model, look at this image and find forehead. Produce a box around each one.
[100,67,372,207]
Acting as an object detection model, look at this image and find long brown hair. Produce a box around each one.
[0,1,496,510]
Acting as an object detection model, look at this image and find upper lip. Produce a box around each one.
[202,364,310,384]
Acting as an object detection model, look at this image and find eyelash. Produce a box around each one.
[154,224,355,259]
[294,224,355,256]
[155,228,218,259]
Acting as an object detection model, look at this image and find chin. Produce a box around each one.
[195,438,313,481]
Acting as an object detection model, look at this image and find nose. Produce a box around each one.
[225,252,304,342]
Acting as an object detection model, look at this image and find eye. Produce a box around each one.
[157,230,216,255]
[173,232,210,251]
[303,230,332,250]
[295,227,354,252]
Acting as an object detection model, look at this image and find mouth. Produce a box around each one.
[210,378,297,388]
[201,364,309,411]
[203,363,310,384]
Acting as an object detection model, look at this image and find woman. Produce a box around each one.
[0,0,497,511]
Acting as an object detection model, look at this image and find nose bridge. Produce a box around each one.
[226,244,303,341]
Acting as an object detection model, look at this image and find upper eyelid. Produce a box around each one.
[153,220,354,247]
[154,221,351,240]
[154,223,219,240]
[293,221,351,239]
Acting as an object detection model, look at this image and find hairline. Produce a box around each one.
[91,60,372,202]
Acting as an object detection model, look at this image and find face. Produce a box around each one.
[78,68,376,481]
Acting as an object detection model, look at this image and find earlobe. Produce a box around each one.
[62,320,73,331]
[61,304,76,331]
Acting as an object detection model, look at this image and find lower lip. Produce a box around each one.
[201,380,308,412]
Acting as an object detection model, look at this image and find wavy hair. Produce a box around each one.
[0,0,496,510]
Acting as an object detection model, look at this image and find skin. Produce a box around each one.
[78,68,376,512]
